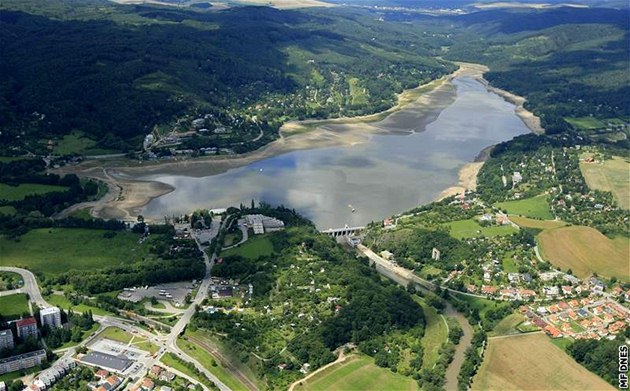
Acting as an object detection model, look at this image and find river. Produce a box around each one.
[140,76,530,228]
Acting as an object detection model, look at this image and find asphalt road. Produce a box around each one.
[0,266,47,308]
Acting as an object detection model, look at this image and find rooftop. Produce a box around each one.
[81,352,133,373]
[16,317,37,327]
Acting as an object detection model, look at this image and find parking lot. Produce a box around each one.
[117,281,195,306]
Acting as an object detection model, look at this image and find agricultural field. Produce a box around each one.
[293,355,419,391]
[580,156,629,209]
[0,228,150,274]
[0,293,29,319]
[443,219,517,239]
[495,195,553,220]
[509,216,567,230]
[472,333,614,391]
[538,226,629,280]
[221,235,274,260]
[0,183,68,201]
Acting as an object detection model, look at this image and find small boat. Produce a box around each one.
[348,204,356,213]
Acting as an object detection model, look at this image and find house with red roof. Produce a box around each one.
[544,325,562,338]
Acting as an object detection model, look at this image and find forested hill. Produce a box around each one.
[443,6,630,140]
[0,0,452,156]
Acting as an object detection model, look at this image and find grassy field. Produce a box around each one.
[69,208,94,220]
[222,235,274,260]
[472,333,613,391]
[0,228,150,274]
[538,226,629,280]
[580,156,629,209]
[161,352,213,388]
[177,336,250,391]
[293,355,418,391]
[45,293,112,316]
[488,313,525,337]
[417,299,448,368]
[99,327,135,344]
[0,183,68,201]
[53,131,97,155]
[509,216,567,230]
[0,206,17,216]
[444,219,517,239]
[564,116,607,130]
[0,293,29,319]
[495,195,553,220]
[97,326,159,353]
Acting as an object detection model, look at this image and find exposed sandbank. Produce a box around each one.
[58,62,540,221]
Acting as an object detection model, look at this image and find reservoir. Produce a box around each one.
[141,76,530,228]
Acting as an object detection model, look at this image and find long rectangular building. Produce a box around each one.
[0,349,46,375]
[80,351,132,374]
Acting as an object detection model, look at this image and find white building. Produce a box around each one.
[244,214,284,234]
[40,307,62,329]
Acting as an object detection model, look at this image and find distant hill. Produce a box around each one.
[0,0,451,155]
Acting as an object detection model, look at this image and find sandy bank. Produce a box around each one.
[454,62,544,135]
[59,61,539,221]
[438,162,485,200]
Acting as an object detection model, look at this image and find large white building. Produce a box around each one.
[244,214,284,235]
[40,307,62,329]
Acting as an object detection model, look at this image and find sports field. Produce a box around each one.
[564,117,607,130]
[293,355,418,391]
[222,235,274,260]
[472,333,614,391]
[509,216,566,230]
[538,226,629,280]
[0,183,68,201]
[580,156,629,209]
[0,228,151,274]
[444,219,517,239]
[0,293,29,319]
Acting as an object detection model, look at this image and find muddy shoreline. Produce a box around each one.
[57,62,541,221]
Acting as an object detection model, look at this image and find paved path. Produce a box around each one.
[222,219,248,250]
[0,266,47,308]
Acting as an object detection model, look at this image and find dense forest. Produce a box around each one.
[0,0,452,155]
[192,223,425,389]
[443,7,630,138]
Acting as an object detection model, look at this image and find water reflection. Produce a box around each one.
[142,77,530,228]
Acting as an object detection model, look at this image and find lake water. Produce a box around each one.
[141,77,530,229]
